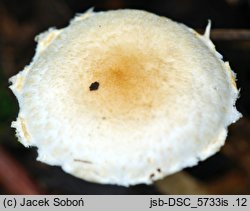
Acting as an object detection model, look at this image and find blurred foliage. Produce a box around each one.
[0,68,17,127]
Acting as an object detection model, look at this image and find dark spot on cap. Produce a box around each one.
[150,173,155,179]
[89,81,99,91]
[74,159,93,164]
[157,168,161,173]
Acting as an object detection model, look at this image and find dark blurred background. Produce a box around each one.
[0,0,250,194]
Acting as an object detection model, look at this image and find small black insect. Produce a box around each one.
[89,81,99,91]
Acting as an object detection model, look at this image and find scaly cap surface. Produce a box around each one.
[10,9,241,186]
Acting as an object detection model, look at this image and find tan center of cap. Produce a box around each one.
[81,45,169,121]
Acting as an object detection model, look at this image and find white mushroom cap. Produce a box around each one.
[9,9,241,186]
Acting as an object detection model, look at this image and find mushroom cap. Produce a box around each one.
[9,9,241,186]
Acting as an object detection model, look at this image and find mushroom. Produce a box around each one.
[9,9,241,186]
